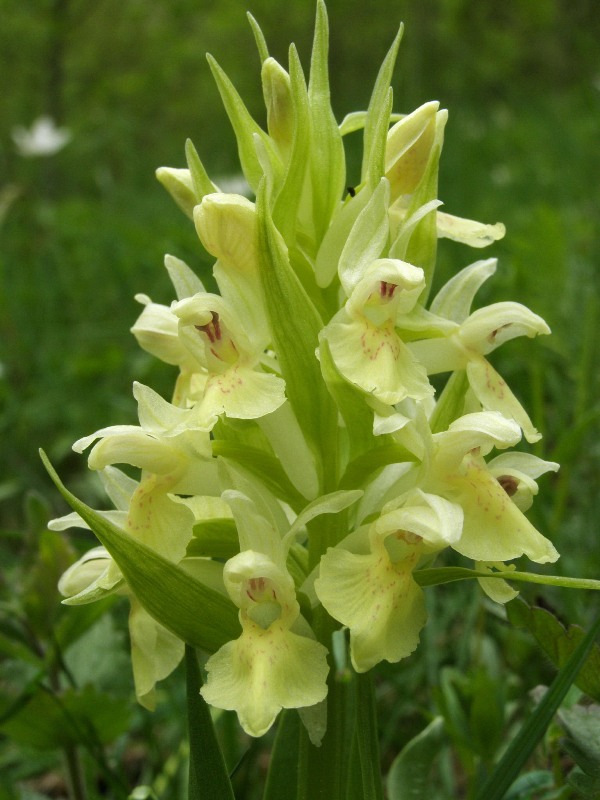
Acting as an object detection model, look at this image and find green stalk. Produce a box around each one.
[297,609,356,800]
[47,661,88,800]
[63,744,88,800]
[185,646,235,800]
[355,672,384,800]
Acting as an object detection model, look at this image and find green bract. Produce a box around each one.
[47,0,567,742]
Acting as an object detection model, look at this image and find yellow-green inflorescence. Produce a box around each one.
[51,2,558,740]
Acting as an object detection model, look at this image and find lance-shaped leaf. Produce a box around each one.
[186,645,235,800]
[361,25,404,185]
[387,717,446,800]
[364,87,393,190]
[272,44,311,245]
[338,177,390,296]
[247,12,269,63]
[308,0,346,243]
[256,180,337,486]
[207,54,282,192]
[185,139,218,201]
[428,370,469,434]
[315,183,374,289]
[318,336,376,462]
[41,451,240,653]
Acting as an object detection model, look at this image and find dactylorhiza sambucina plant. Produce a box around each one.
[42,3,600,796]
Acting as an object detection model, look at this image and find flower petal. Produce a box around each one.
[432,410,522,474]
[126,477,194,562]
[460,302,550,355]
[194,366,286,427]
[377,489,463,549]
[430,259,497,323]
[476,561,519,604]
[129,599,185,711]
[57,547,124,603]
[436,212,506,248]
[201,621,329,737]
[467,357,542,443]
[131,298,192,367]
[315,544,427,672]
[325,313,433,404]
[448,455,559,564]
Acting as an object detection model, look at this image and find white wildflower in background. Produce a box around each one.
[12,116,71,157]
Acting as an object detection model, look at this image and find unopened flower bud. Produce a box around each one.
[262,57,294,156]
[194,193,257,273]
[156,167,197,218]
[385,101,440,201]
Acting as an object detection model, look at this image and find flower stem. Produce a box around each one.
[297,609,354,800]
[185,645,235,800]
[63,744,88,800]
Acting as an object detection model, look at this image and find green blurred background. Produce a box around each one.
[1,0,599,584]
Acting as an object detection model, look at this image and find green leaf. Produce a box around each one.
[62,613,130,693]
[0,629,44,667]
[387,717,446,800]
[429,370,469,434]
[363,87,393,189]
[207,54,281,192]
[503,771,553,799]
[41,450,240,654]
[356,672,384,800]
[24,489,53,535]
[473,613,600,800]
[211,440,306,510]
[256,183,338,489]
[507,598,600,702]
[263,710,300,800]
[340,443,417,490]
[558,704,600,783]
[22,528,73,639]
[361,25,404,185]
[185,139,217,200]
[247,12,269,63]
[469,667,506,762]
[0,685,131,750]
[272,44,310,246]
[186,646,235,800]
[187,518,239,560]
[319,337,376,462]
[338,177,389,294]
[297,647,357,800]
[129,787,160,800]
[308,0,346,243]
